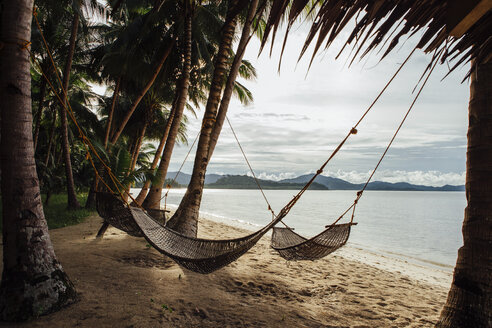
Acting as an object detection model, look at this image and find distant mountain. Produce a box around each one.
[166,172,222,185]
[281,174,357,190]
[363,181,465,191]
[155,172,464,191]
[280,174,465,191]
[207,175,328,190]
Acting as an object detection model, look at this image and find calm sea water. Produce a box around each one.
[133,189,465,270]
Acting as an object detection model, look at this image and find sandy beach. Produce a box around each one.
[1,214,452,327]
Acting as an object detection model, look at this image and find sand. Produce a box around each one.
[1,214,452,328]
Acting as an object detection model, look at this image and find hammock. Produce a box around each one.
[271,223,357,261]
[96,191,284,274]
[132,207,282,274]
[96,192,143,237]
[96,192,166,237]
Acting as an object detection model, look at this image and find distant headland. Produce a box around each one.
[152,172,465,191]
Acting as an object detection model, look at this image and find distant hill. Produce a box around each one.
[165,172,222,185]
[281,175,357,190]
[147,171,464,191]
[280,174,465,191]
[207,175,328,190]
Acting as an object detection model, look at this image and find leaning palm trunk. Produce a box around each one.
[130,124,147,173]
[122,124,147,202]
[98,9,186,238]
[168,1,256,237]
[0,0,77,320]
[59,11,81,209]
[133,104,176,205]
[109,40,175,145]
[207,0,258,158]
[142,7,193,212]
[436,62,492,328]
[104,77,121,147]
[44,107,57,167]
[86,77,123,209]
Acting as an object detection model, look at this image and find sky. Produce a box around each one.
[160,21,470,187]
[89,20,470,187]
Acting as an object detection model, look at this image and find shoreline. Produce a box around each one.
[196,213,453,289]
[165,201,455,285]
[2,214,451,327]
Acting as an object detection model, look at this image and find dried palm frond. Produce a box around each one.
[261,0,492,77]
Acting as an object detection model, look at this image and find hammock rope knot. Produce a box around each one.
[0,38,31,50]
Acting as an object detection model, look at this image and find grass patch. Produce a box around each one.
[0,193,95,232]
[42,193,95,229]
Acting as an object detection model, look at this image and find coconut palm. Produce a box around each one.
[166,0,260,236]
[131,0,224,205]
[141,0,194,210]
[259,2,492,327]
[84,0,178,208]
[0,0,77,320]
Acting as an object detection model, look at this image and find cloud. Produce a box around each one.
[247,172,298,181]
[323,169,466,186]
[160,21,470,189]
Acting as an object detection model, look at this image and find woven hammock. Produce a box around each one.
[271,222,356,261]
[96,192,144,237]
[96,192,284,274]
[132,206,282,274]
[96,192,167,237]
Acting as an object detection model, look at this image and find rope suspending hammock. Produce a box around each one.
[28,7,294,274]
[270,48,443,261]
[30,6,439,272]
[125,45,427,271]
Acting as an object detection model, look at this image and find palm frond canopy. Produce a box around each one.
[261,0,492,76]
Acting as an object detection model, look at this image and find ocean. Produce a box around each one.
[132,188,465,271]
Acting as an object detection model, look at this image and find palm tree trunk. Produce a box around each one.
[436,62,492,327]
[87,77,122,208]
[109,39,175,145]
[104,77,121,147]
[44,108,57,167]
[142,7,193,212]
[208,0,258,158]
[85,175,99,209]
[128,135,137,164]
[59,11,81,209]
[133,105,176,204]
[167,2,247,237]
[121,125,147,203]
[0,0,77,320]
[33,77,47,152]
[130,124,147,173]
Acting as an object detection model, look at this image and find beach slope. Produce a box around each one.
[0,215,451,327]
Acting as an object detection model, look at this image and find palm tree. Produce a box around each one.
[435,61,492,327]
[108,38,176,144]
[0,0,77,320]
[132,0,225,205]
[84,1,177,209]
[258,1,492,326]
[142,0,194,210]
[58,2,82,209]
[132,103,175,204]
[166,0,259,236]
[103,0,177,146]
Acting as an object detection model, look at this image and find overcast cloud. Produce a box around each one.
[165,23,469,187]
